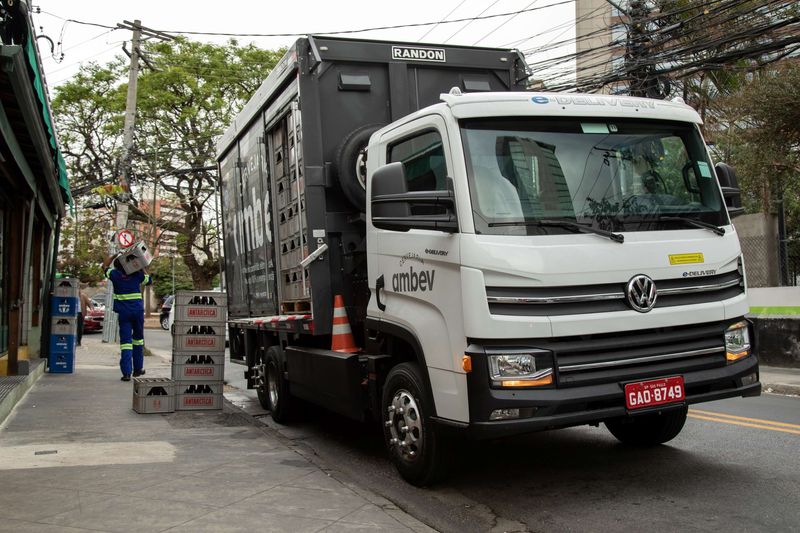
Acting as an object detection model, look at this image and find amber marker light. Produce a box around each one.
[462,355,473,373]
[500,374,553,388]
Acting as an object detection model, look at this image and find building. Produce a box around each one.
[575,0,627,93]
[0,2,71,376]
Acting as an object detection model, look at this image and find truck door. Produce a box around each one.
[368,115,469,423]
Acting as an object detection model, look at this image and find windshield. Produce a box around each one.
[460,118,727,236]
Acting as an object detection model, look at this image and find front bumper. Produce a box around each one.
[435,320,760,439]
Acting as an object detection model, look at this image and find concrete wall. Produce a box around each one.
[734,213,779,287]
[748,287,800,308]
[751,317,800,368]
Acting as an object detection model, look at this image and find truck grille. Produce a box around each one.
[547,321,729,387]
[487,270,743,316]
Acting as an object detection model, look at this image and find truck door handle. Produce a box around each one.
[375,275,386,312]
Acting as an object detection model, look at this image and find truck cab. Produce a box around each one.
[365,90,758,483]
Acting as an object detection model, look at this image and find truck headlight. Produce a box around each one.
[488,352,553,388]
[725,321,751,362]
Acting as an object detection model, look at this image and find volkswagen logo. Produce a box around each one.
[626,274,657,313]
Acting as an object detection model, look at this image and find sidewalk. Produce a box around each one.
[760,365,800,396]
[0,336,434,533]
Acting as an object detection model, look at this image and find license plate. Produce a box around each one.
[624,376,685,410]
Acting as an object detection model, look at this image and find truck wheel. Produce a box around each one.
[382,362,448,486]
[266,345,292,423]
[605,406,688,446]
[255,350,270,410]
[335,123,384,210]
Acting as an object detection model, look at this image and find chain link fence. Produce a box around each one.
[739,235,800,288]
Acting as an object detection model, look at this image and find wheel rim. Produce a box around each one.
[386,389,423,460]
[267,362,279,409]
[355,150,367,190]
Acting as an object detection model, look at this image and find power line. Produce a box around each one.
[417,0,468,41]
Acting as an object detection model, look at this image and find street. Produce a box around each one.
[141,329,800,533]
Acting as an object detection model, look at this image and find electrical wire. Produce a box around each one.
[417,0,468,41]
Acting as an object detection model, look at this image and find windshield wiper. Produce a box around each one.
[658,216,725,236]
[488,219,624,243]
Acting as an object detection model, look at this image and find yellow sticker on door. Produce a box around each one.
[669,253,705,265]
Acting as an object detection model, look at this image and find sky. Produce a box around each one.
[31,0,578,89]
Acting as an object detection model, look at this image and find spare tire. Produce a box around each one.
[334,123,385,210]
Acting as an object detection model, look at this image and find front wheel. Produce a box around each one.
[266,345,292,423]
[605,406,688,446]
[160,316,169,330]
[382,363,448,486]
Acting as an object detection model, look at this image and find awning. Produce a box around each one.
[23,31,71,206]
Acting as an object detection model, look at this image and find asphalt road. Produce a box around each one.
[142,328,800,532]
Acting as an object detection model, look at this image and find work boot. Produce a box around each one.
[121,375,131,382]
[133,369,145,377]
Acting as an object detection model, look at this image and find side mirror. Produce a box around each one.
[714,162,745,219]
[371,162,458,233]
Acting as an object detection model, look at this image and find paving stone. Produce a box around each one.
[163,506,332,533]
[232,485,367,521]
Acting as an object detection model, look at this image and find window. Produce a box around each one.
[388,130,448,193]
[461,118,726,236]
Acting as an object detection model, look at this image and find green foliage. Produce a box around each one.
[53,38,283,289]
[57,208,114,283]
[716,63,800,239]
[148,255,193,301]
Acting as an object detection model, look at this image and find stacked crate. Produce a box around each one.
[276,112,310,313]
[132,377,175,414]
[49,278,79,373]
[171,290,227,410]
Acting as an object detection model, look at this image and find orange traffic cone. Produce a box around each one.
[331,294,360,353]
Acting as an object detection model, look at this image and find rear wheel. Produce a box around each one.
[266,345,292,423]
[605,406,688,446]
[160,316,169,330]
[382,362,448,486]
[255,349,270,410]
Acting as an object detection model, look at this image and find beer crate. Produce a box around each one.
[133,394,175,414]
[53,278,80,297]
[172,323,226,353]
[49,334,76,354]
[172,353,225,382]
[48,351,74,373]
[50,296,78,317]
[133,377,175,397]
[173,297,227,324]
[51,317,78,336]
[118,241,152,274]
[133,377,176,414]
[174,290,226,310]
[175,381,223,411]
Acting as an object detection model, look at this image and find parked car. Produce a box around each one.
[90,293,106,310]
[160,295,174,330]
[82,300,105,332]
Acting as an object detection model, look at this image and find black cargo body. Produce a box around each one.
[217,36,528,341]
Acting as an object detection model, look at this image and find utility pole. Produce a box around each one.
[625,0,650,98]
[102,20,173,342]
[102,20,143,343]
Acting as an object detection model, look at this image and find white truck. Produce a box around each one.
[218,37,759,485]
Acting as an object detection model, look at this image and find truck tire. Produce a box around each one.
[382,362,448,486]
[334,123,384,210]
[266,345,292,423]
[605,406,688,446]
[255,349,270,410]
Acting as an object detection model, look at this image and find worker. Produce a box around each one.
[102,254,153,381]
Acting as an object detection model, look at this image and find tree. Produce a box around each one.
[716,63,800,230]
[53,38,284,288]
[148,255,193,301]
[57,208,114,284]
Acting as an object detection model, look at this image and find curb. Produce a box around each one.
[762,383,800,397]
[0,359,45,426]
[222,395,437,533]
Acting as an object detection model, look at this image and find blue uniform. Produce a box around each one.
[104,267,153,377]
